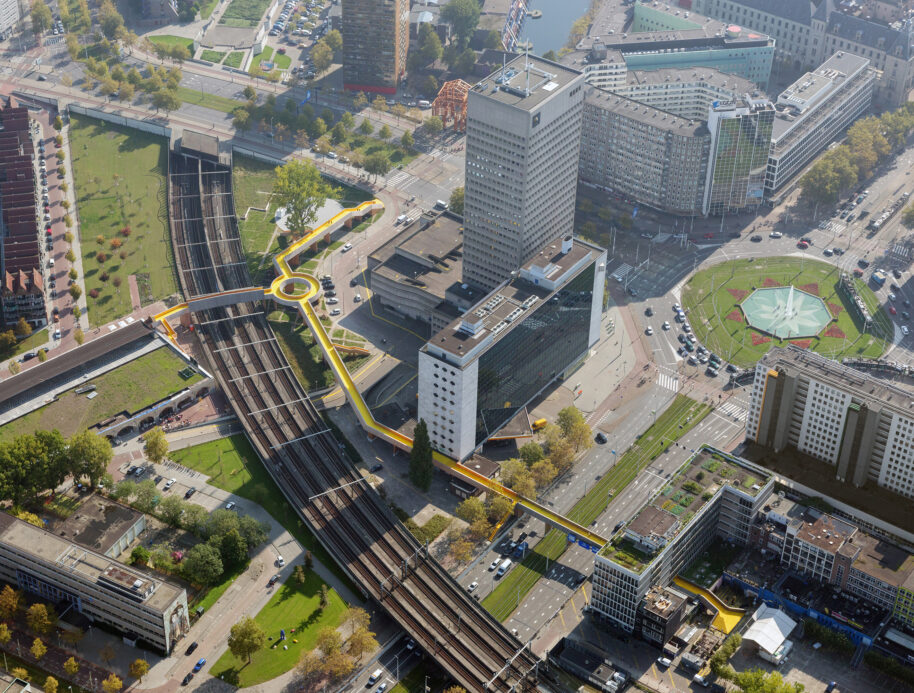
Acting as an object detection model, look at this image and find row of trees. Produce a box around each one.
[0,429,111,507]
[800,102,914,205]
[296,607,378,686]
[78,51,183,114]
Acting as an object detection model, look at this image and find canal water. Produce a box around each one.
[523,0,591,55]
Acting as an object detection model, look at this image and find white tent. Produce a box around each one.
[743,605,797,664]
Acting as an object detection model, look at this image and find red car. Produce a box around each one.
[890,306,898,315]
[797,241,809,249]
[703,232,714,239]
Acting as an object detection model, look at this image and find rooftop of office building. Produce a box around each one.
[772,51,872,140]
[599,447,772,571]
[425,237,601,362]
[759,346,914,415]
[622,65,756,94]
[0,510,182,612]
[642,585,687,618]
[470,53,581,111]
[369,212,466,302]
[584,87,710,137]
[57,495,144,556]
[849,532,914,591]
[574,0,774,54]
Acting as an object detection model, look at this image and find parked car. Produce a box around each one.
[750,235,762,242]
[467,581,478,592]
[184,487,196,499]
[193,659,206,673]
[164,478,176,490]
[185,641,199,656]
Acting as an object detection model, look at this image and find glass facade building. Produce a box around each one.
[703,98,774,215]
[475,263,596,444]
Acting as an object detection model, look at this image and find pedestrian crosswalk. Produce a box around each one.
[658,372,679,392]
[610,263,633,283]
[386,170,417,189]
[889,243,912,260]
[717,401,747,422]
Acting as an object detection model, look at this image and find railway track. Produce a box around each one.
[166,151,540,692]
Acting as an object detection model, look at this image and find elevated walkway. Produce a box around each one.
[673,575,744,634]
[155,200,608,549]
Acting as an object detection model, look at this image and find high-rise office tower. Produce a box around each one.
[702,96,774,216]
[462,54,585,291]
[341,0,409,94]
[0,0,20,39]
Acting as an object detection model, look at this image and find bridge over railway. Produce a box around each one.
[165,146,544,692]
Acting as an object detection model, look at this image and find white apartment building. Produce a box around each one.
[766,51,876,193]
[591,447,774,631]
[0,0,19,40]
[0,511,189,653]
[462,54,585,291]
[748,346,914,498]
[418,236,605,460]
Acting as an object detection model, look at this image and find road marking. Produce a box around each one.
[717,400,747,421]
[658,372,679,392]
[559,609,566,629]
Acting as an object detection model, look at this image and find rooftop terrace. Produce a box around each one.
[600,448,771,572]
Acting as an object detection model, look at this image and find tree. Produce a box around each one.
[903,203,914,229]
[324,28,342,53]
[454,48,477,76]
[0,623,10,646]
[410,22,443,70]
[441,0,481,44]
[511,471,536,499]
[401,130,414,149]
[61,628,84,649]
[297,650,325,683]
[151,89,181,114]
[372,94,388,113]
[316,626,342,655]
[330,121,347,144]
[423,115,443,136]
[468,517,491,541]
[127,659,149,682]
[101,674,123,693]
[568,421,593,452]
[182,544,224,585]
[158,495,186,526]
[449,186,465,215]
[531,459,557,489]
[548,439,575,473]
[358,118,373,136]
[378,124,392,140]
[347,626,377,660]
[98,0,124,39]
[311,40,333,74]
[14,317,31,338]
[342,607,370,631]
[130,546,150,566]
[409,419,434,491]
[74,329,84,346]
[364,152,391,179]
[26,603,55,635]
[63,657,79,677]
[293,565,305,584]
[43,676,58,693]
[30,0,52,34]
[133,479,161,513]
[237,515,270,549]
[142,426,168,464]
[68,430,112,488]
[449,537,472,562]
[273,160,338,237]
[30,638,47,661]
[420,74,439,98]
[456,496,486,524]
[392,103,407,123]
[220,529,249,568]
[181,504,208,535]
[243,85,257,101]
[10,669,28,682]
[52,115,63,131]
[326,651,355,680]
[484,29,502,49]
[304,550,314,572]
[487,495,514,523]
[557,406,585,437]
[445,687,468,693]
[319,583,330,610]
[228,617,267,664]
[69,284,81,300]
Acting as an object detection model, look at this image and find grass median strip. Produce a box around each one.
[175,86,243,114]
[481,395,712,621]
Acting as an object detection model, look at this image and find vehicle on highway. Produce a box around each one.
[859,259,871,268]
[368,669,383,685]
[354,294,362,302]
[890,306,898,315]
[645,306,653,316]
[496,559,512,577]
[726,363,738,373]
[376,684,388,693]
[688,355,698,366]
[185,641,199,656]
[890,293,897,301]
[182,673,193,686]
[894,269,904,279]
[595,432,608,444]
[193,658,206,673]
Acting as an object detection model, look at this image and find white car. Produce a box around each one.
[164,478,176,490]
[645,326,653,335]
[341,242,352,252]
[225,501,236,510]
[769,231,783,238]
[672,303,681,312]
[330,308,341,316]
[889,293,897,301]
[662,321,670,330]
[276,556,285,567]
[903,325,910,336]
[325,297,338,304]
[467,581,478,592]
[353,294,362,303]
[657,657,672,668]
[489,559,500,571]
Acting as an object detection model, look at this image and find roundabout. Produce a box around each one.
[681,257,890,367]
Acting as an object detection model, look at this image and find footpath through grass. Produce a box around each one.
[210,571,346,687]
[681,257,888,368]
[169,435,357,592]
[0,347,199,439]
[69,115,176,326]
[481,395,712,621]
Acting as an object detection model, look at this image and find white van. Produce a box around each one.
[418,100,431,108]
[396,214,408,225]
[368,669,382,685]
[48,258,54,268]
[434,199,448,210]
[496,558,512,577]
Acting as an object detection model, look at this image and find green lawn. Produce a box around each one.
[482,396,712,621]
[224,51,245,68]
[270,314,369,390]
[221,0,272,27]
[169,435,356,590]
[199,0,219,19]
[250,46,290,73]
[0,347,200,439]
[192,562,248,613]
[3,328,49,361]
[148,35,195,52]
[211,571,346,687]
[681,257,888,368]
[389,664,448,693]
[200,49,226,63]
[69,115,176,326]
[174,86,243,114]
[337,131,415,168]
